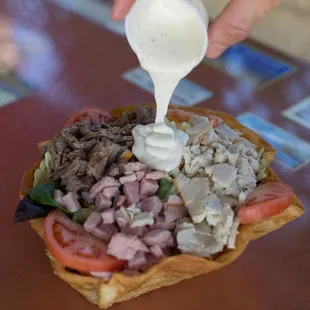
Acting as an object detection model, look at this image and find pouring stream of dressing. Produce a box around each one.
[125,0,208,171]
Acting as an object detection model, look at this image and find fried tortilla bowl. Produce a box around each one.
[19,104,304,309]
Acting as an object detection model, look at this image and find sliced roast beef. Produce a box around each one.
[136,105,156,125]
[87,143,109,181]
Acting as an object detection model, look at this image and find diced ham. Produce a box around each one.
[101,208,115,224]
[127,252,147,271]
[53,190,65,206]
[164,205,188,223]
[95,193,112,211]
[102,186,120,198]
[61,192,81,212]
[119,174,137,184]
[140,196,163,217]
[149,245,165,259]
[123,181,139,205]
[89,177,120,200]
[114,195,126,208]
[136,171,146,181]
[107,233,148,260]
[155,216,176,230]
[124,162,147,173]
[121,226,148,237]
[145,171,164,180]
[143,229,173,247]
[164,195,183,207]
[83,212,102,233]
[139,178,159,197]
[93,224,117,242]
[115,207,131,227]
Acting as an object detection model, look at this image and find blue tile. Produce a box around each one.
[53,0,125,36]
[122,67,213,106]
[237,112,310,170]
[282,96,310,130]
[204,43,296,88]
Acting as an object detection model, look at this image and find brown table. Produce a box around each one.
[1,1,309,310]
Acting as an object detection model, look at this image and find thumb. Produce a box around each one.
[207,0,281,58]
[111,0,136,21]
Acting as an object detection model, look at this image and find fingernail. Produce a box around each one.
[207,42,226,59]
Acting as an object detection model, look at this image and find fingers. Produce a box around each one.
[0,17,19,73]
[207,0,282,58]
[111,0,136,21]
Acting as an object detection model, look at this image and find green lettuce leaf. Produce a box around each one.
[72,207,95,225]
[28,181,71,215]
[156,178,173,199]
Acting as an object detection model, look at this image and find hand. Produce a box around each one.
[111,0,282,59]
[0,17,19,73]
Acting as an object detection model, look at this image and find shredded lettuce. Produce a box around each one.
[257,158,267,180]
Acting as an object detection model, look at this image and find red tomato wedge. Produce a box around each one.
[208,115,221,128]
[44,210,125,272]
[167,109,195,122]
[167,109,220,127]
[65,107,113,126]
[238,182,293,224]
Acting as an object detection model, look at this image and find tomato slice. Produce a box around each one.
[167,109,195,122]
[44,210,125,272]
[208,115,221,128]
[65,107,113,126]
[238,182,293,224]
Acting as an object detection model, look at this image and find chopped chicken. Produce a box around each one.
[186,122,213,144]
[236,158,254,176]
[215,123,240,140]
[213,205,234,245]
[205,164,237,188]
[131,212,154,228]
[176,223,224,257]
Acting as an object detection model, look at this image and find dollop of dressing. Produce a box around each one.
[126,0,208,172]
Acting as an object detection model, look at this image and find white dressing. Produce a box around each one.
[126,0,208,172]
